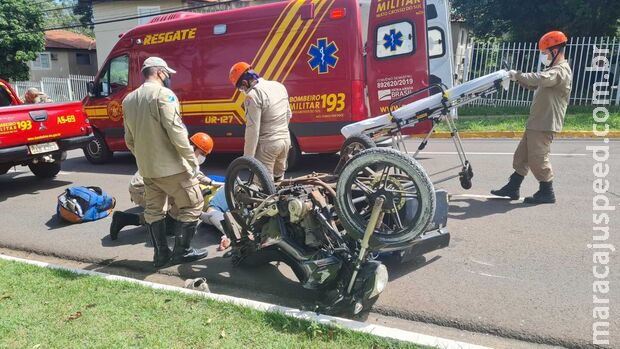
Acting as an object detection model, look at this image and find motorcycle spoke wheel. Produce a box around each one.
[336,148,436,246]
[225,156,276,212]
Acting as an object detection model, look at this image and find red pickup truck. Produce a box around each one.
[0,79,93,178]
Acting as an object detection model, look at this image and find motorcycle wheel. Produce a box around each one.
[224,156,276,211]
[334,134,376,175]
[335,148,435,247]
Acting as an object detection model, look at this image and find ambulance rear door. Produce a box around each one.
[365,0,430,117]
[427,0,454,90]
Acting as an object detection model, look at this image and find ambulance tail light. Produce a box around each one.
[330,8,346,20]
[351,80,367,122]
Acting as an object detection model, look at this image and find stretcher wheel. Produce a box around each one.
[334,134,376,175]
[335,148,436,249]
[459,163,473,190]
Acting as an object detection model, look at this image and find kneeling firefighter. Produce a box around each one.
[110,132,231,251]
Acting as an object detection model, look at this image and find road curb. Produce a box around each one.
[0,253,492,349]
[417,131,620,139]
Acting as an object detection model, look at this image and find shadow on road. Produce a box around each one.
[61,153,138,176]
[45,215,73,230]
[382,255,442,282]
[0,172,72,203]
[448,197,525,220]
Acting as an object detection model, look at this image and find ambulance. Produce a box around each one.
[83,0,454,167]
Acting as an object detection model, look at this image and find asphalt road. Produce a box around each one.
[1,138,618,348]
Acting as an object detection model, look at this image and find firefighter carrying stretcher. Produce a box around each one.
[491,31,573,204]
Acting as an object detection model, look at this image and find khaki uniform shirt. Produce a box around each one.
[516,60,572,132]
[243,78,292,157]
[122,81,198,178]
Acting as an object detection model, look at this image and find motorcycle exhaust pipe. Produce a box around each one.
[346,196,385,295]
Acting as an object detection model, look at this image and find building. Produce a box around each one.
[93,0,276,68]
[29,30,98,82]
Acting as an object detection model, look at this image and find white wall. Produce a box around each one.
[93,0,187,70]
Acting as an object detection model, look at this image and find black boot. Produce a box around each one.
[524,181,556,204]
[490,172,524,200]
[169,220,208,266]
[110,211,142,240]
[146,219,172,268]
[165,214,176,237]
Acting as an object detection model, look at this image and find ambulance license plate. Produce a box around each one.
[29,142,59,155]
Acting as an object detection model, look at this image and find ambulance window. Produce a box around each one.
[426,5,438,20]
[100,55,129,97]
[428,27,445,58]
[375,21,415,59]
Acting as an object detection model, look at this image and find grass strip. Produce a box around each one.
[437,112,620,132]
[0,259,424,349]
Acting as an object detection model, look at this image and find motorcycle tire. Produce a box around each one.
[333,134,376,175]
[335,148,435,247]
[224,156,276,211]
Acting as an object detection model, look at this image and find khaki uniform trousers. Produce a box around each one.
[255,138,291,179]
[143,171,204,224]
[513,130,555,182]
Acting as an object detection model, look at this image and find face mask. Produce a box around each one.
[540,51,553,67]
[195,152,206,165]
[160,71,172,88]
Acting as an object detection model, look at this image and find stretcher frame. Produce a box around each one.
[341,70,510,189]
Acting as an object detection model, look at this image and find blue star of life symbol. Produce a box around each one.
[308,38,339,74]
[383,29,403,51]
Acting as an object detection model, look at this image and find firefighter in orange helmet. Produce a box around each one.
[492,31,572,204]
[229,62,292,181]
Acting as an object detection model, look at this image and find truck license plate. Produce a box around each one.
[29,142,59,155]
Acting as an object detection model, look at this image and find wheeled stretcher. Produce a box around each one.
[341,70,511,189]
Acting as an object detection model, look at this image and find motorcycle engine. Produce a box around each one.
[281,186,327,249]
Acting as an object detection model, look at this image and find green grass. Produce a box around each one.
[437,108,620,132]
[0,260,423,349]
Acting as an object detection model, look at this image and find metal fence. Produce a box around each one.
[463,37,620,106]
[12,74,94,103]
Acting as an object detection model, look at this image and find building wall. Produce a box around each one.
[93,0,188,70]
[29,50,98,82]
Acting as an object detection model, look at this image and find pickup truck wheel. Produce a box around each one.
[287,135,302,171]
[29,161,61,178]
[0,163,12,175]
[84,132,113,164]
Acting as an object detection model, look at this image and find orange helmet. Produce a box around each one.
[190,132,214,154]
[229,62,251,87]
[539,31,568,51]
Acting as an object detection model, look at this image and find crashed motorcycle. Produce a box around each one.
[222,147,449,315]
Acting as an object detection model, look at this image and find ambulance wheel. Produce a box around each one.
[0,163,11,175]
[287,135,302,171]
[336,148,435,248]
[84,131,113,164]
[29,161,61,178]
[334,134,376,175]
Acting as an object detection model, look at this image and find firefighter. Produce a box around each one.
[122,57,207,268]
[24,88,51,104]
[229,62,292,181]
[491,31,572,204]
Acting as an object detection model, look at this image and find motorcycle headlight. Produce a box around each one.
[369,263,389,299]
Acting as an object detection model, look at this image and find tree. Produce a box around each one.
[0,0,45,81]
[42,0,94,37]
[452,0,620,42]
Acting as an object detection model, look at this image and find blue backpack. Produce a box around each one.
[57,186,116,223]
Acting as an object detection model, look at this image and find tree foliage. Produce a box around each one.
[0,0,45,81]
[452,0,620,42]
[42,0,94,37]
